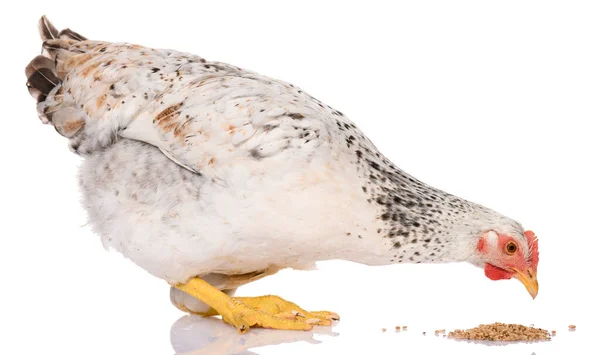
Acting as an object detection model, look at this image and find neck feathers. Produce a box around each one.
[352,146,516,264]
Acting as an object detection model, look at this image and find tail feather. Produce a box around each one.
[59,28,87,41]
[26,67,60,102]
[41,38,79,61]
[27,85,45,103]
[26,15,86,131]
[25,55,55,80]
[26,54,59,103]
[41,38,81,79]
[25,53,59,103]
[25,55,56,86]
[38,15,59,41]
[26,17,86,102]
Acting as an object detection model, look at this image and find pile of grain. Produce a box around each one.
[448,322,551,342]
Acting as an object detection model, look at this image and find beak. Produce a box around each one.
[512,267,538,299]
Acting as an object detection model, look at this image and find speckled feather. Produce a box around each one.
[27,18,530,292]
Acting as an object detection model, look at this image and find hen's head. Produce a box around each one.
[476,229,539,299]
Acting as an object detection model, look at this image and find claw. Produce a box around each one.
[292,310,306,318]
[274,311,299,320]
[311,311,340,322]
[327,312,340,321]
[237,323,249,334]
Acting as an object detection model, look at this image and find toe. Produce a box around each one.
[307,315,332,326]
[306,318,322,325]
[273,310,332,325]
[274,311,302,320]
[312,318,332,326]
[311,311,340,321]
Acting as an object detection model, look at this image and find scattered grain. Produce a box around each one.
[382,328,387,333]
[551,330,556,336]
[568,325,576,331]
[447,323,551,342]
[402,326,408,330]
[395,326,401,332]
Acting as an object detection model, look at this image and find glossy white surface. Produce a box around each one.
[171,314,588,355]
[2,1,598,354]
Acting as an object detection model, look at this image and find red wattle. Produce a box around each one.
[484,263,513,280]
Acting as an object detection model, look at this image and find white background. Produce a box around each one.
[1,1,598,354]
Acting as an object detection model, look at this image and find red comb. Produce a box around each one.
[524,230,539,270]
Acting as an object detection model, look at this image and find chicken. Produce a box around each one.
[26,16,539,333]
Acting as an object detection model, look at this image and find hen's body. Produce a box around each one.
[40,35,512,283]
[80,139,381,284]
[28,17,535,331]
[62,38,392,284]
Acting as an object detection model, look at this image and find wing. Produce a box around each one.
[122,71,335,180]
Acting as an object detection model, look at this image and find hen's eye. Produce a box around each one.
[505,241,518,255]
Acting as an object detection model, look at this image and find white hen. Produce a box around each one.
[26,16,539,333]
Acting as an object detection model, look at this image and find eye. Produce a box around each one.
[505,241,518,255]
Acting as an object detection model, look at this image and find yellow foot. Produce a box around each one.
[174,277,339,333]
[235,295,339,326]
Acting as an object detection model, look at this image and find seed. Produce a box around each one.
[568,325,576,331]
[551,330,556,336]
[382,328,387,333]
[423,332,426,336]
[402,326,407,330]
[447,322,551,342]
[395,326,401,332]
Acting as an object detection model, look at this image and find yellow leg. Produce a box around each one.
[175,277,337,333]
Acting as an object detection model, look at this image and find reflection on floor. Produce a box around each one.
[171,315,339,355]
